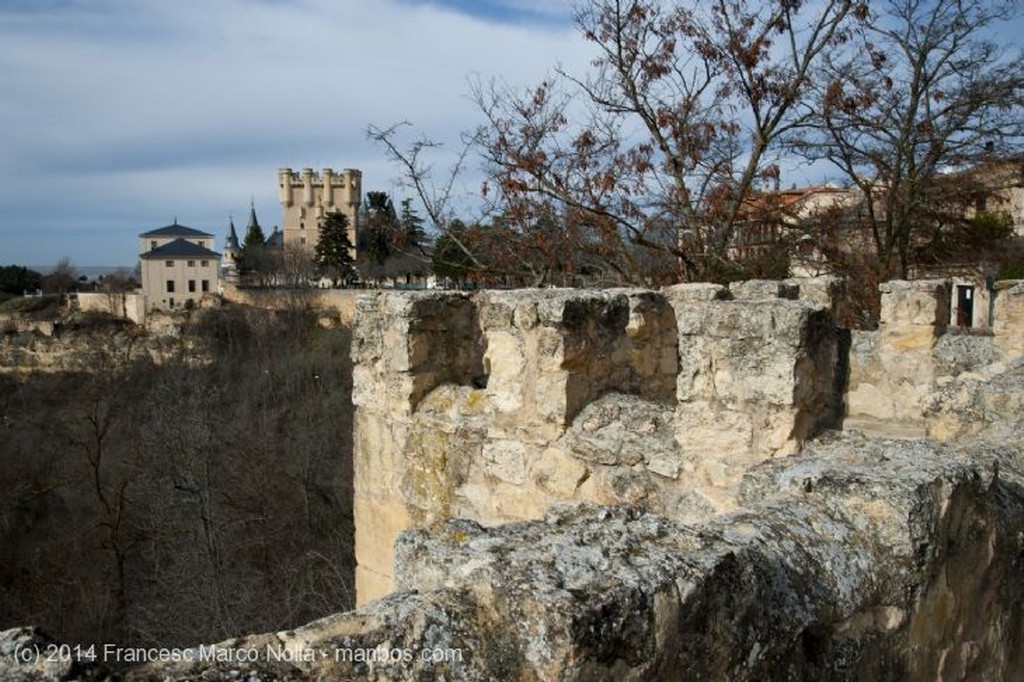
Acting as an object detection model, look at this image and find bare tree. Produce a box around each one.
[474,0,864,284]
[795,0,1024,277]
[43,256,78,296]
[367,122,488,276]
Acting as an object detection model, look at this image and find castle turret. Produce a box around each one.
[322,168,335,207]
[302,168,315,206]
[278,168,294,206]
[341,169,362,208]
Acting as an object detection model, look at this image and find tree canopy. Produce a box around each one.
[0,265,43,296]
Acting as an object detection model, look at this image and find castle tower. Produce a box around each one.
[278,167,362,253]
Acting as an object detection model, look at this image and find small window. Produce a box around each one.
[201,260,208,267]
[168,298,174,308]
[300,237,306,245]
[166,280,175,293]
[300,221,304,229]
[201,280,210,292]
[150,240,157,250]
[188,280,196,293]
[187,260,195,267]
[165,260,173,267]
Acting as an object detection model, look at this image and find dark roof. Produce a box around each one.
[139,220,214,239]
[265,227,284,248]
[139,238,222,260]
[225,218,240,250]
[247,204,261,232]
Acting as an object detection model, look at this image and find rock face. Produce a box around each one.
[11,431,1021,681]
[925,358,1024,442]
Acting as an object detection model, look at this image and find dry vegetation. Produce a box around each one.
[0,306,354,650]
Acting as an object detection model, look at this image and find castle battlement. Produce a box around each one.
[350,277,1024,605]
[277,167,361,251]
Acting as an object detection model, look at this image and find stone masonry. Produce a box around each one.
[6,277,1024,681]
[352,283,842,604]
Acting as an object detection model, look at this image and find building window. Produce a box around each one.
[201,260,208,267]
[168,298,174,308]
[165,260,173,267]
[188,280,196,293]
[187,260,195,267]
[150,240,157,250]
[166,280,175,293]
[300,237,306,245]
[201,280,210,292]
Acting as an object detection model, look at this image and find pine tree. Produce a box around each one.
[242,221,266,250]
[364,191,398,265]
[237,218,269,278]
[314,211,356,286]
[399,198,426,251]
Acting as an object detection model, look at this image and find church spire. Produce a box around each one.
[225,213,240,251]
[247,198,260,233]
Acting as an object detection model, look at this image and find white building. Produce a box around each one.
[138,221,221,311]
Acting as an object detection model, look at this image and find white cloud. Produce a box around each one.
[0,0,593,265]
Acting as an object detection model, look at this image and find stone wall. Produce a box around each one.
[846,279,1024,437]
[26,427,1022,681]
[993,280,1024,361]
[7,278,1024,681]
[76,292,146,325]
[846,280,949,436]
[221,283,362,325]
[352,283,842,604]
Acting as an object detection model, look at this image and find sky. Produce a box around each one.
[0,0,588,268]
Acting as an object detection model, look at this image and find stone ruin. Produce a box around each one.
[5,277,1024,680]
[350,282,844,603]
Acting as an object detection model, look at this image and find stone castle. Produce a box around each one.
[6,277,1024,680]
[276,167,362,252]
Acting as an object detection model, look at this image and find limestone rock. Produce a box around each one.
[925,358,1024,442]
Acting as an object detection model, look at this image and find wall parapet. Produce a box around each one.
[847,278,1024,437]
[352,283,842,604]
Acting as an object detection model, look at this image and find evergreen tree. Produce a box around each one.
[432,219,474,288]
[242,220,266,250]
[399,198,426,251]
[314,211,356,286]
[364,191,398,265]
[0,265,43,296]
[237,220,269,278]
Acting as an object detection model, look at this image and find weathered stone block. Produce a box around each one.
[663,282,730,301]
[352,496,412,604]
[993,280,1024,362]
[729,279,799,300]
[482,440,528,485]
[879,279,950,330]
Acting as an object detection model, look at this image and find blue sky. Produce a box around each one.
[0,0,581,267]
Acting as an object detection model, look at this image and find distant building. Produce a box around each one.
[278,168,361,255]
[138,221,221,311]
